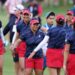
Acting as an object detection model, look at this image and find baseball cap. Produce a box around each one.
[56,14,65,25]
[46,11,55,19]
[56,14,65,22]
[30,18,40,25]
[13,4,24,11]
[66,10,73,15]
[22,9,30,15]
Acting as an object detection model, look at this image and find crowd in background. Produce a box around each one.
[0,0,75,7]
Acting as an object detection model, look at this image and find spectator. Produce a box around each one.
[3,4,24,75]
[44,0,50,6]
[63,0,67,5]
[28,0,43,24]
[0,0,6,10]
[73,0,75,5]
[0,0,6,5]
[5,0,22,16]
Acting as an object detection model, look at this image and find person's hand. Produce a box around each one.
[10,44,16,53]
[10,44,13,50]
[3,48,6,53]
[63,64,67,75]
[28,51,36,59]
[4,40,9,46]
[41,27,48,33]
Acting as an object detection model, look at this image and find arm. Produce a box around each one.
[63,33,71,74]
[64,44,70,65]
[3,21,10,36]
[14,39,22,48]
[0,28,6,45]
[34,35,49,52]
[12,32,17,44]
[12,27,19,47]
[4,0,10,13]
[14,32,19,41]
[63,44,70,74]
[28,35,49,59]
[11,26,20,50]
[64,33,72,65]
[3,16,16,36]
[10,29,25,50]
[10,38,22,51]
[12,25,17,44]
[0,21,6,45]
[10,38,22,56]
[11,32,19,50]
[41,27,48,33]
[14,21,21,41]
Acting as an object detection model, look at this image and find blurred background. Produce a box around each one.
[0,0,74,7]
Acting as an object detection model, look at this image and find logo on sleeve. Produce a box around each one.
[39,35,41,38]
[65,39,67,42]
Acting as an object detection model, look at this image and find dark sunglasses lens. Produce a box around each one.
[23,13,29,16]
[33,23,40,26]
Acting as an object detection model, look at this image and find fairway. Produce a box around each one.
[0,5,72,75]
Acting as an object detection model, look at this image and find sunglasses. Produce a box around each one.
[23,13,29,16]
[67,13,73,16]
[33,23,40,26]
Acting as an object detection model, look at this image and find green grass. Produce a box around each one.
[0,5,73,75]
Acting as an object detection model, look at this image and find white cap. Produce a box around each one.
[13,4,24,11]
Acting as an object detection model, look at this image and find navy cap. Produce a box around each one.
[46,11,55,19]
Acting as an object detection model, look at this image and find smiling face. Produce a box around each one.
[30,23,40,32]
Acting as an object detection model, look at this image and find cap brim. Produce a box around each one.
[67,13,73,15]
[23,12,30,15]
[22,10,30,15]
[31,20,39,25]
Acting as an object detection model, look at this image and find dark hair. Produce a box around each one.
[46,12,55,19]
[31,17,38,20]
[0,20,2,28]
[29,0,34,2]
[73,22,75,29]
[30,18,40,23]
[56,18,64,25]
